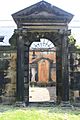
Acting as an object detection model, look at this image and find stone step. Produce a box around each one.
[29,101,56,107]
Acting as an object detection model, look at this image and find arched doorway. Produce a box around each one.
[29,39,56,102]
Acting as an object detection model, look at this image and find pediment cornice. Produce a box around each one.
[12,1,73,26]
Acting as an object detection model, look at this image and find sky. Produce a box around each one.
[0,0,80,45]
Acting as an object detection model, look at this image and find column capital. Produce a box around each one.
[59,29,71,36]
[14,28,27,36]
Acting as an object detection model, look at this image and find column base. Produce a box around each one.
[60,101,73,108]
[15,101,26,107]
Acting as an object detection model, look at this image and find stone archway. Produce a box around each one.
[14,30,70,105]
[11,1,73,106]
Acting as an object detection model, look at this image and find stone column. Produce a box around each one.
[24,41,30,106]
[16,35,24,102]
[61,30,70,106]
[56,46,62,104]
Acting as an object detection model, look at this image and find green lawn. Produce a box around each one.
[0,105,80,120]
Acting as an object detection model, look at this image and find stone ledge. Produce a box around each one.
[15,101,26,107]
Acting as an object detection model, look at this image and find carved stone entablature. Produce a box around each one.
[10,29,61,47]
[10,28,71,48]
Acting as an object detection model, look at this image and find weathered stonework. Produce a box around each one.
[0,50,17,104]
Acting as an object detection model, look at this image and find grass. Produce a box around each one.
[0,105,80,120]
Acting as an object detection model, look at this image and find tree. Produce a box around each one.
[68,35,76,45]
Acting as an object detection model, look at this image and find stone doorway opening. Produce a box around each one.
[29,39,56,102]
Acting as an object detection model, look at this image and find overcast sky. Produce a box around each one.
[0,0,80,45]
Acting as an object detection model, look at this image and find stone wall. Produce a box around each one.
[0,47,79,104]
[0,49,17,104]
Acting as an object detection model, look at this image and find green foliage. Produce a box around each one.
[68,35,80,50]
[75,45,80,49]
[68,35,76,45]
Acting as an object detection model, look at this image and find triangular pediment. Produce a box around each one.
[12,1,73,26]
